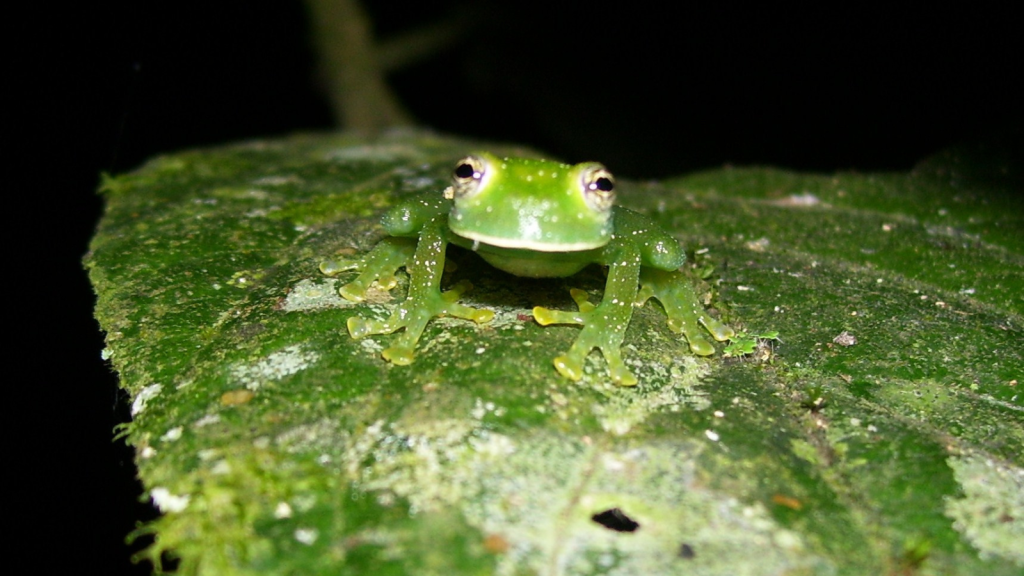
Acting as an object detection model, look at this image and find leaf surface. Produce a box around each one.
[88,132,1024,575]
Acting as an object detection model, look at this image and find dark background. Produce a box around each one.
[19,2,1019,574]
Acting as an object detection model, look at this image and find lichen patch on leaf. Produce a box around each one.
[282,279,349,312]
[589,355,711,435]
[150,486,191,513]
[945,454,1024,566]
[132,383,164,416]
[229,344,319,391]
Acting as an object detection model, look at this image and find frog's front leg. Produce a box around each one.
[636,267,734,354]
[534,254,642,386]
[341,219,494,365]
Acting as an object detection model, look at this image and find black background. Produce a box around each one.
[17,2,1019,573]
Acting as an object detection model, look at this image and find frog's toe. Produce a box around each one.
[442,279,474,300]
[382,346,415,365]
[320,259,358,276]
[533,306,584,326]
[686,334,716,356]
[600,347,638,386]
[339,283,366,302]
[553,355,584,381]
[532,306,556,325]
[702,316,735,341]
[347,316,382,339]
[339,275,401,302]
[452,305,494,324]
[439,280,494,324]
[609,365,639,387]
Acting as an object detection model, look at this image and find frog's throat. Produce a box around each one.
[467,242,598,278]
[449,228,607,252]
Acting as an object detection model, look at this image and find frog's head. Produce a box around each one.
[445,153,615,252]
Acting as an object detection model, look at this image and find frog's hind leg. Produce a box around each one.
[320,237,416,301]
[637,267,734,355]
[345,220,494,365]
[534,254,642,386]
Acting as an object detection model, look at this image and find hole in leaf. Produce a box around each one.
[590,507,640,532]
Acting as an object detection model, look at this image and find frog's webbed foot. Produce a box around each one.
[329,222,494,366]
[535,288,638,386]
[320,237,417,302]
[637,267,734,355]
[349,279,493,364]
[535,251,643,386]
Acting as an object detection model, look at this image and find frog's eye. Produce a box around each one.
[451,155,488,199]
[580,164,615,212]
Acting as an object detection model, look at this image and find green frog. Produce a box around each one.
[321,153,733,385]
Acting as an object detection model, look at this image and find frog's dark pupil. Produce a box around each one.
[455,163,476,179]
[595,177,613,192]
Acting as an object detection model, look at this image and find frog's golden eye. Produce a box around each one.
[580,164,615,212]
[450,155,488,199]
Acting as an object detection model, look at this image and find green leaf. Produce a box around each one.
[88,132,1024,575]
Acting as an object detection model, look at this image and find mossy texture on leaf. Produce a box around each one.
[88,132,1023,575]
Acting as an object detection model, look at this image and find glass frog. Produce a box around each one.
[320,153,734,386]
